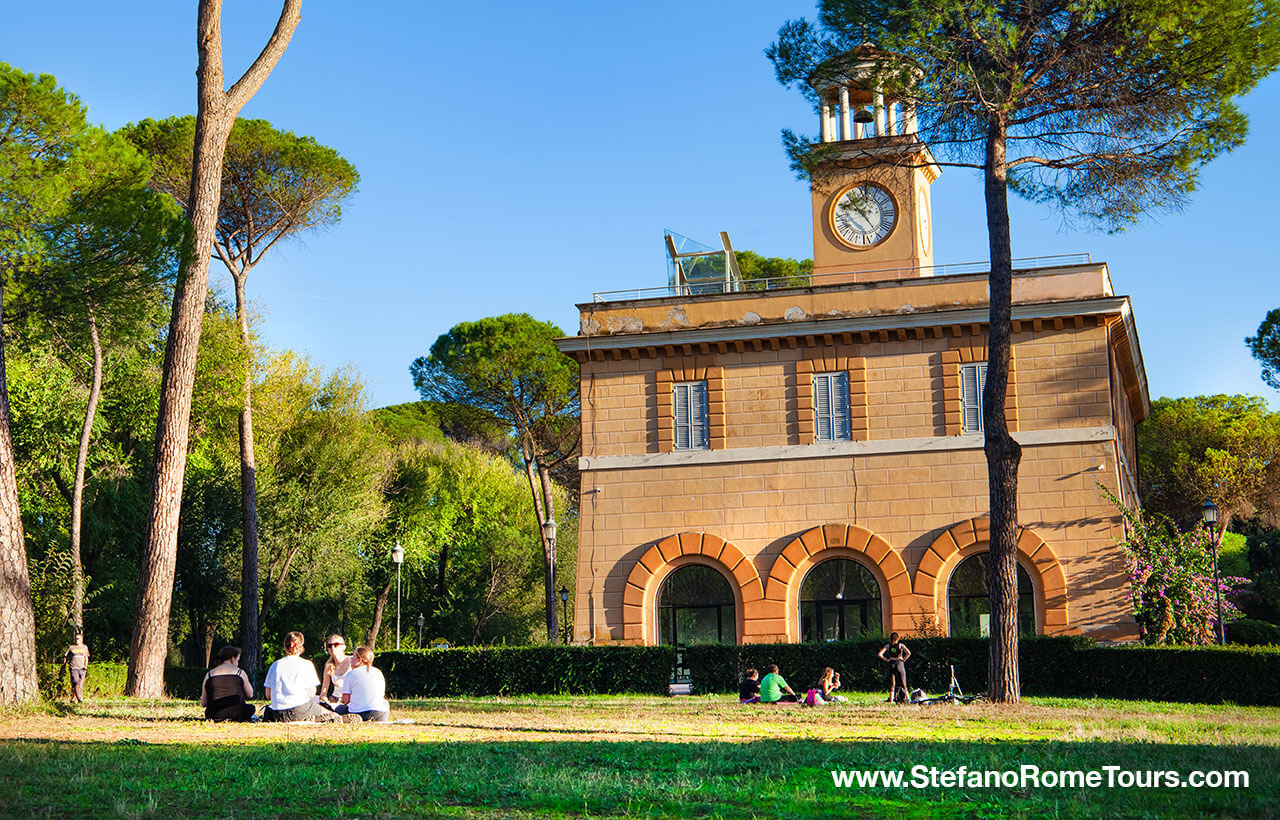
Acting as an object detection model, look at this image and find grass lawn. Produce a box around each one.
[2,692,1277,818]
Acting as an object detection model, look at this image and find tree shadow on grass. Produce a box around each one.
[2,738,1276,819]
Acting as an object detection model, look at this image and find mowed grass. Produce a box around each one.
[2,693,1278,818]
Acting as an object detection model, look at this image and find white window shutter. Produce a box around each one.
[962,363,988,433]
[691,382,708,449]
[674,384,690,449]
[833,372,850,440]
[814,374,831,441]
[673,382,709,450]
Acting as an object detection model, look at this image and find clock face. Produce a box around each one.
[830,183,897,249]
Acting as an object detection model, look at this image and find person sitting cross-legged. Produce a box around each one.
[337,645,390,723]
[759,664,799,704]
[262,631,344,723]
[739,668,761,704]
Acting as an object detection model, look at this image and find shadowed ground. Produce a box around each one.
[2,694,1277,818]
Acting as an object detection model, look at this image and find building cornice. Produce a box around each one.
[557,296,1132,353]
[579,425,1119,472]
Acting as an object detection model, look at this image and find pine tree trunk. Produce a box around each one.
[0,274,39,705]
[232,274,261,680]
[70,310,103,631]
[366,582,391,650]
[126,0,301,697]
[982,118,1022,704]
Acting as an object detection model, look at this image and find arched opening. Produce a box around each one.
[657,564,737,646]
[799,558,883,641]
[947,553,1036,637]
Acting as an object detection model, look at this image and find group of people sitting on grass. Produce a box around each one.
[737,632,912,705]
[200,631,390,723]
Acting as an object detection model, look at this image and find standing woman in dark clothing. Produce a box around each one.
[877,632,911,704]
[200,646,255,721]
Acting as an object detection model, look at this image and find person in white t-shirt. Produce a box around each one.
[338,645,390,723]
[262,631,342,722]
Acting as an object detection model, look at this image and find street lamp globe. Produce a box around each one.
[391,541,405,564]
[1200,499,1218,528]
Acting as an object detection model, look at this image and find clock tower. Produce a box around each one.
[806,51,939,283]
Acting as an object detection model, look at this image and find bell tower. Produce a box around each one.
[807,50,940,283]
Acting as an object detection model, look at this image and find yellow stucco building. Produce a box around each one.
[555,63,1147,648]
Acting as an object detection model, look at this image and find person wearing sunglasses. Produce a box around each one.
[320,634,353,708]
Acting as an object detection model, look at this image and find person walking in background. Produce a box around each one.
[62,631,89,703]
[878,632,911,704]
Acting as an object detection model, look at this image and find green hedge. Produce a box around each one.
[377,645,676,696]
[684,637,1280,706]
[37,662,206,700]
[1226,618,1280,646]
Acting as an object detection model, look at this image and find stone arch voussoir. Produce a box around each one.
[621,532,758,646]
[765,524,916,641]
[917,516,1069,635]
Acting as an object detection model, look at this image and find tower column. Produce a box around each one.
[873,88,885,137]
[905,102,918,135]
[839,86,851,141]
[820,100,831,142]
[886,100,897,135]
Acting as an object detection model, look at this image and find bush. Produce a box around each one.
[685,637,1280,706]
[1225,618,1280,646]
[37,663,207,699]
[378,645,675,697]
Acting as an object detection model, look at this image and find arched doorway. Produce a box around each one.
[800,558,883,641]
[657,564,737,646]
[947,553,1036,637]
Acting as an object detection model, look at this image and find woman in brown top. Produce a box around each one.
[63,632,89,703]
[200,646,255,721]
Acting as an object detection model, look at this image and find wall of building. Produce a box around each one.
[572,320,1139,645]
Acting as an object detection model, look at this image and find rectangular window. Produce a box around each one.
[961,362,988,433]
[813,372,851,442]
[672,381,709,450]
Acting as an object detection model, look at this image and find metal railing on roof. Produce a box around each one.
[592,253,1093,303]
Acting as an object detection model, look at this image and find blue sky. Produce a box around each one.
[4,2,1277,410]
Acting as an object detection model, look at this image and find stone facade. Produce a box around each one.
[558,263,1147,646]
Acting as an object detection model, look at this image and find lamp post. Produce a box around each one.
[1200,499,1224,645]
[542,518,558,641]
[391,540,405,651]
[559,586,570,644]
[416,613,425,647]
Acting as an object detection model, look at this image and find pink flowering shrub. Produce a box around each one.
[1115,500,1249,645]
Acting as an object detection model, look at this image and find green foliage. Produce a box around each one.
[1226,618,1280,646]
[768,0,1280,226]
[735,250,813,290]
[35,662,203,699]
[1138,395,1280,530]
[121,116,358,260]
[411,313,579,456]
[378,646,674,696]
[1247,307,1280,391]
[685,637,1280,705]
[369,402,445,445]
[1113,499,1247,645]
